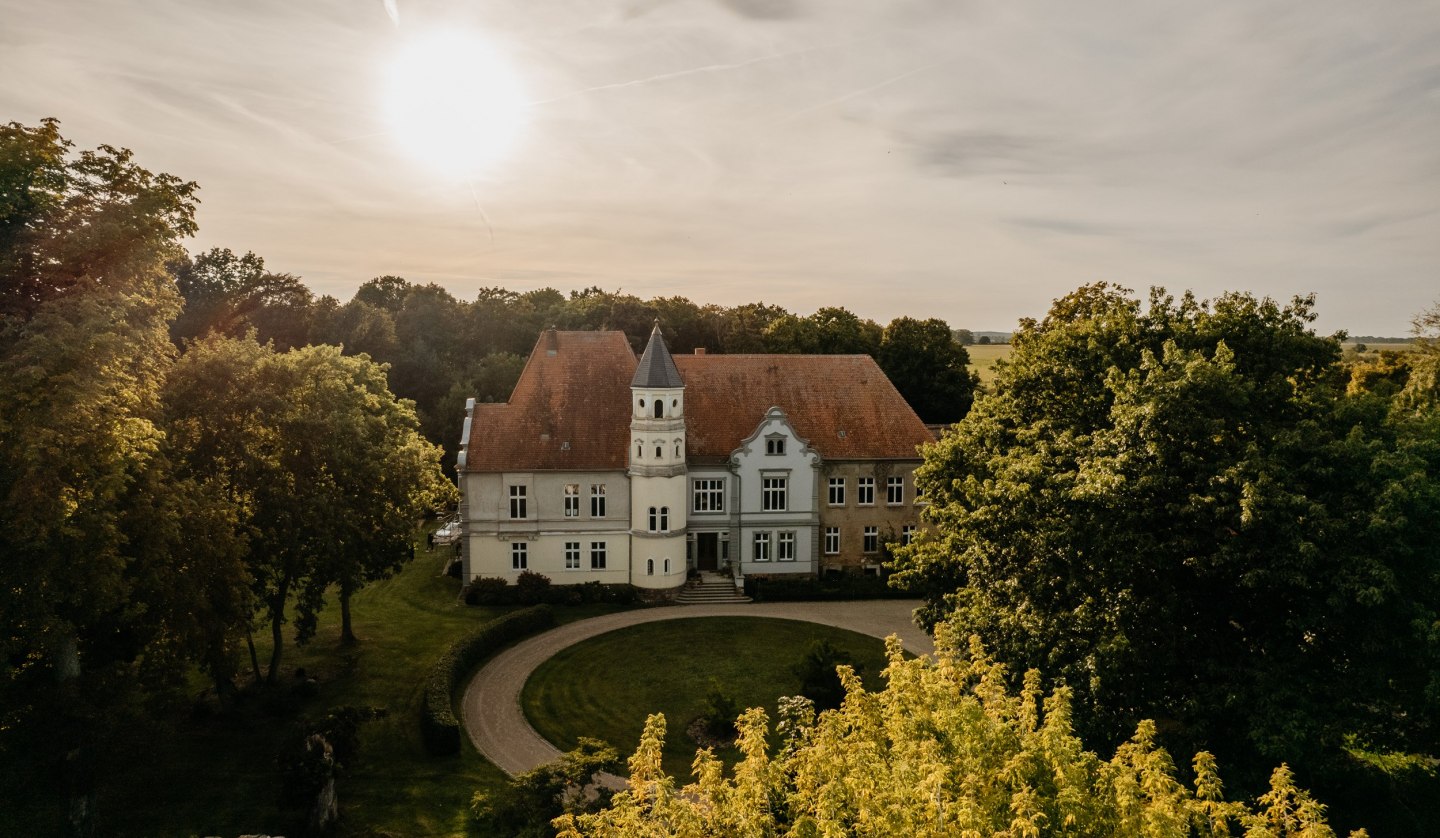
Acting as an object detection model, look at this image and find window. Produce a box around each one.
[663,558,671,573]
[824,527,840,555]
[778,531,796,561]
[766,437,786,455]
[564,484,580,517]
[753,532,771,562]
[654,400,664,418]
[693,478,725,512]
[511,542,528,570]
[646,558,654,575]
[857,477,875,506]
[636,442,643,459]
[564,541,581,569]
[590,541,607,569]
[761,477,787,511]
[655,445,662,459]
[827,477,845,506]
[659,506,669,532]
[902,525,916,545]
[590,484,606,517]
[648,506,658,532]
[863,526,879,553]
[509,485,527,519]
[887,476,904,505]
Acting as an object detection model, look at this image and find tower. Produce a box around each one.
[629,322,688,591]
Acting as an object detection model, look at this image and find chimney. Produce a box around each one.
[694,347,707,355]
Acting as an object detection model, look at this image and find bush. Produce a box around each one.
[744,573,908,602]
[421,605,559,755]
[702,681,741,740]
[465,577,508,605]
[516,570,552,604]
[791,638,860,711]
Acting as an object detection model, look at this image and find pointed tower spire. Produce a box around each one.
[631,321,684,388]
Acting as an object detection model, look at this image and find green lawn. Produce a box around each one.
[521,617,890,780]
[91,536,630,838]
[966,343,1012,391]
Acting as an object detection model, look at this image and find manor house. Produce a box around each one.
[456,324,933,595]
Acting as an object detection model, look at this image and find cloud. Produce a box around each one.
[716,0,804,21]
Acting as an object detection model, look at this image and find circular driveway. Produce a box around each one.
[461,600,933,777]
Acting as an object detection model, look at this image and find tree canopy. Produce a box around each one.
[891,284,1440,828]
[555,630,1357,838]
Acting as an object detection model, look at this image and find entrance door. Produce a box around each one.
[697,532,719,571]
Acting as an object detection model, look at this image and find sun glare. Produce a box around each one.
[383,31,528,177]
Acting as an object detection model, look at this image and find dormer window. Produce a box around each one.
[766,437,786,456]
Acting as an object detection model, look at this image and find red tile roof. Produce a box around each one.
[463,331,636,472]
[462,332,931,472]
[676,354,931,464]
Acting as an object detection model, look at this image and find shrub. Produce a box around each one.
[421,605,558,756]
[465,576,508,605]
[702,681,741,740]
[516,570,552,604]
[791,638,859,711]
[744,573,908,602]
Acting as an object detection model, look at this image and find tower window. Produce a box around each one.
[659,506,669,532]
[655,445,662,459]
[646,558,654,576]
[664,558,671,574]
[654,400,664,418]
[648,506,658,532]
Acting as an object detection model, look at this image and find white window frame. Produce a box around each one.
[778,531,796,562]
[887,476,904,505]
[564,541,581,570]
[564,484,580,517]
[590,541,607,570]
[857,477,875,506]
[863,526,879,553]
[902,525,916,546]
[511,542,528,570]
[590,484,606,518]
[824,527,840,555]
[509,485,527,519]
[765,436,786,456]
[827,477,845,506]
[761,477,787,511]
[753,531,771,562]
[693,478,725,513]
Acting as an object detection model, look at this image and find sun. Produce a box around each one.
[382,31,529,177]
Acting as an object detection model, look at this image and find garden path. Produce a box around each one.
[460,600,932,784]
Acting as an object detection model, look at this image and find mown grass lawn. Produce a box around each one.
[93,536,631,838]
[521,617,890,781]
[966,342,1011,391]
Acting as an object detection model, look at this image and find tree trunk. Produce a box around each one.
[245,628,262,684]
[340,582,357,645]
[266,579,290,684]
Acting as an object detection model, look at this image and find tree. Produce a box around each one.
[169,247,314,348]
[166,336,453,676]
[877,316,978,423]
[763,306,882,355]
[555,632,1357,837]
[473,738,620,838]
[891,284,1440,825]
[790,639,858,711]
[0,118,245,832]
[953,327,975,346]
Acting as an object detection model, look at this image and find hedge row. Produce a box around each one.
[464,573,639,607]
[421,605,558,756]
[744,573,912,602]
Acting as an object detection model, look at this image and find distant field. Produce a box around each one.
[966,343,1012,389]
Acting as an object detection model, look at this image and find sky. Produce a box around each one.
[2,0,1437,336]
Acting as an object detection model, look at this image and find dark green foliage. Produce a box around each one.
[422,606,558,755]
[877,316,978,423]
[894,283,1440,828]
[701,681,741,740]
[791,639,861,711]
[516,570,553,604]
[744,573,909,602]
[470,738,620,838]
[464,578,638,607]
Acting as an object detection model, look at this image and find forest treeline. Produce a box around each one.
[167,249,979,467]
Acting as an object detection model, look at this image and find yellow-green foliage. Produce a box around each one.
[556,628,1363,838]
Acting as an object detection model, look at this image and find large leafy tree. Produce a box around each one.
[166,336,454,677]
[892,284,1440,820]
[556,631,1354,837]
[169,247,315,349]
[877,316,977,423]
[0,119,252,828]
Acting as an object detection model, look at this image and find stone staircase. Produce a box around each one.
[675,571,751,604]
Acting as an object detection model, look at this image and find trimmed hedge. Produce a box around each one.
[463,577,638,607]
[421,605,558,756]
[744,573,912,602]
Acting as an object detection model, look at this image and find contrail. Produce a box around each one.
[466,180,495,245]
[780,56,953,123]
[533,41,853,105]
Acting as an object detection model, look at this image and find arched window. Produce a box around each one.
[655,445,662,459]
[659,506,669,531]
[674,438,683,458]
[636,442,643,458]
[639,398,646,408]
[646,559,654,575]
[663,558,671,574]
[648,506,658,531]
[654,400,664,418]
